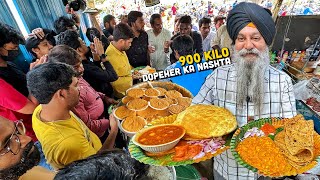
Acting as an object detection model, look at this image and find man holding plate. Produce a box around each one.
[192,2,297,179]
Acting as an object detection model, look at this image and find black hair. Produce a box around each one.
[199,17,212,28]
[27,62,77,104]
[25,36,43,57]
[150,14,161,25]
[85,27,101,42]
[113,23,134,42]
[103,14,115,25]
[128,11,143,27]
[54,149,150,180]
[85,28,110,50]
[54,16,77,34]
[179,15,192,25]
[62,0,86,11]
[47,45,81,66]
[172,35,194,56]
[0,23,25,47]
[56,30,81,50]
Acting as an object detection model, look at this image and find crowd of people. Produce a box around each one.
[0,0,317,179]
[99,0,319,34]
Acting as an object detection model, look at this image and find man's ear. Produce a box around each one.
[118,39,124,46]
[56,89,67,100]
[31,48,40,55]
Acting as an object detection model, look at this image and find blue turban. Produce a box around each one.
[226,2,276,45]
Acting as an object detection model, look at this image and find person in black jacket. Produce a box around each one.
[102,14,116,41]
[168,15,203,64]
[56,30,118,97]
[126,11,150,68]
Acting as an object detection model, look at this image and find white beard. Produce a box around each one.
[233,46,270,116]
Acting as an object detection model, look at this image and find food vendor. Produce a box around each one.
[192,2,297,179]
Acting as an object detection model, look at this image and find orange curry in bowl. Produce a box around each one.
[137,125,185,145]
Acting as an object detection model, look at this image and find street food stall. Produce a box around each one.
[270,15,320,134]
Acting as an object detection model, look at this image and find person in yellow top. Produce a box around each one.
[105,23,134,98]
[26,63,118,170]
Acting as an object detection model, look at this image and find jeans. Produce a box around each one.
[34,141,54,171]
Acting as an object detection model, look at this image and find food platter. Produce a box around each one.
[132,66,156,79]
[112,82,193,137]
[230,116,320,177]
[128,113,231,166]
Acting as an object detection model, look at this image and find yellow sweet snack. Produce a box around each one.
[127,88,145,98]
[114,106,136,120]
[145,88,160,97]
[122,116,146,132]
[149,98,170,110]
[127,99,148,111]
[165,90,183,99]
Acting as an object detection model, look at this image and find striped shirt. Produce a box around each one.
[192,64,297,179]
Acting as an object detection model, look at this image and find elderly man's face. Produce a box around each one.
[233,26,270,115]
[0,117,40,179]
[235,26,267,60]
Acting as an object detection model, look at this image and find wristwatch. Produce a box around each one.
[100,54,106,60]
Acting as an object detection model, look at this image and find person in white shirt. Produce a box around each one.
[193,2,297,179]
[146,14,172,71]
[199,17,215,52]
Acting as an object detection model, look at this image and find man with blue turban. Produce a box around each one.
[192,2,297,179]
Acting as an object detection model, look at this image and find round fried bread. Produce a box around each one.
[274,116,316,169]
[274,131,313,169]
[174,104,237,139]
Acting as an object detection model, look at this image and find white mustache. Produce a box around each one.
[238,48,260,56]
